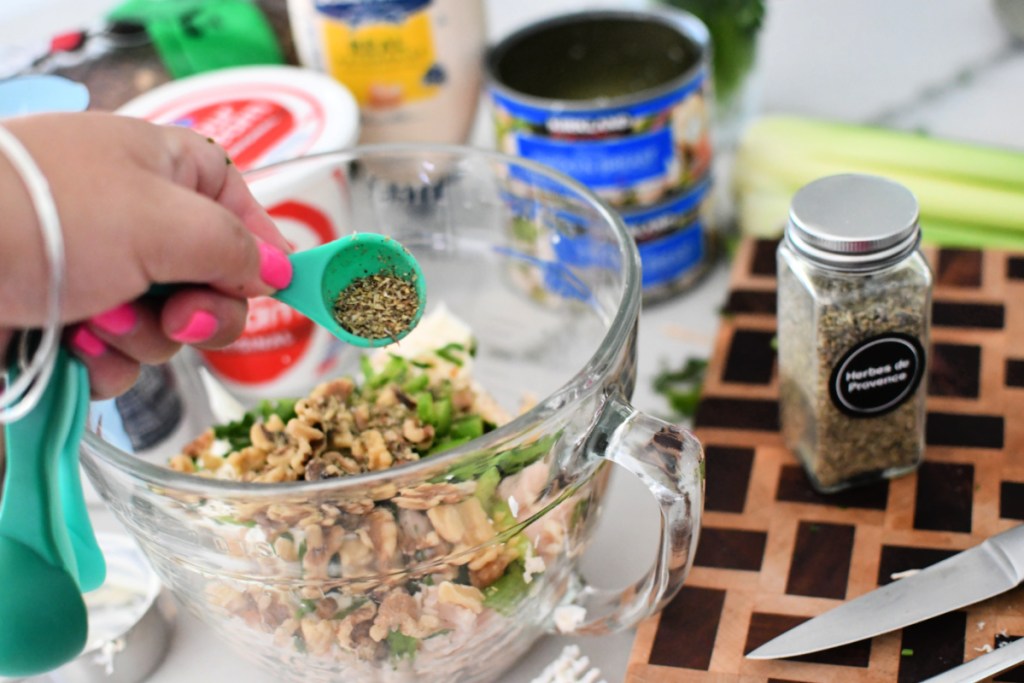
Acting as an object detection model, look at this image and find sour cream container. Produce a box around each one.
[118,65,360,403]
[486,9,716,300]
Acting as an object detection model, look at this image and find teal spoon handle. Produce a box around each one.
[59,354,106,592]
[0,348,78,576]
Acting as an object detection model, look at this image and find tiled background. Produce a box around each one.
[629,239,1024,682]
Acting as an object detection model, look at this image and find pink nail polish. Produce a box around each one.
[70,326,106,358]
[258,242,293,290]
[90,303,137,336]
[171,310,218,344]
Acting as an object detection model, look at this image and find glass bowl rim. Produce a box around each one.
[81,143,642,496]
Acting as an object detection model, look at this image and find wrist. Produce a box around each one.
[0,121,65,422]
[0,123,56,327]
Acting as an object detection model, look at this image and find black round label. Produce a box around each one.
[828,333,926,417]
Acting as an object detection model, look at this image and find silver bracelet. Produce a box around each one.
[0,122,65,423]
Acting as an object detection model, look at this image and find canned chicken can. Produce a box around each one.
[624,177,714,301]
[486,10,712,209]
[486,9,715,298]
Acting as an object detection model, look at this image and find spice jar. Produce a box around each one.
[776,173,933,493]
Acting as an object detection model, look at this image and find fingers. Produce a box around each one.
[135,180,292,299]
[163,126,292,253]
[158,288,250,349]
[67,327,141,400]
[69,291,250,398]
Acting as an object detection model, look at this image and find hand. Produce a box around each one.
[0,112,293,399]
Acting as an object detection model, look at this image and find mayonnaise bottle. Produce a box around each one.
[286,0,486,144]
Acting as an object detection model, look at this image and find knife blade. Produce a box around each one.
[746,524,1024,659]
[921,636,1024,683]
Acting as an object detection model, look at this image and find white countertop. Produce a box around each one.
[3,0,1023,681]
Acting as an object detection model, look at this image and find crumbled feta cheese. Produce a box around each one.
[890,568,920,580]
[553,605,587,634]
[210,439,232,457]
[376,304,472,364]
[530,645,606,683]
[508,495,520,518]
[522,551,546,585]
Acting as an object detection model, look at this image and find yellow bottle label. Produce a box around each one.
[319,9,440,109]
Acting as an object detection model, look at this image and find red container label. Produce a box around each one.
[200,200,337,385]
[172,99,296,171]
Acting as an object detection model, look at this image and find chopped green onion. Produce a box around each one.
[212,398,297,451]
[450,415,483,440]
[474,467,501,512]
[295,598,317,618]
[213,515,257,528]
[332,598,367,620]
[428,435,471,455]
[402,373,429,393]
[482,562,529,615]
[416,391,434,424]
[496,435,556,476]
[386,630,419,661]
[369,355,408,389]
[436,343,466,366]
[433,397,453,436]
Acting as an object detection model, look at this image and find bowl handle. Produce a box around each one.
[554,391,704,636]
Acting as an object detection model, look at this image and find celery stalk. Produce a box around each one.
[746,117,1024,192]
[921,218,1024,250]
[734,115,1024,248]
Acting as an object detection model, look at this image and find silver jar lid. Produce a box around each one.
[785,173,921,270]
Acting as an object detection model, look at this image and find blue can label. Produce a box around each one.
[490,69,711,208]
[516,128,675,193]
[635,220,705,289]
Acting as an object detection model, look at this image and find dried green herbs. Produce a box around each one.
[333,272,419,340]
[777,258,931,491]
[776,174,933,493]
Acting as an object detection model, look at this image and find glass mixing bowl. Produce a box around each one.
[80,146,704,682]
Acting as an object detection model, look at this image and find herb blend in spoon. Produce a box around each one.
[333,272,420,341]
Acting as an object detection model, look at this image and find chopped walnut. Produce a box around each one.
[367,508,399,571]
[301,617,336,656]
[368,590,440,643]
[437,581,484,614]
[393,481,476,510]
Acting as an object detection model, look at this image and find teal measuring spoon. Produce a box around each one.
[272,233,426,348]
[0,349,88,677]
[149,233,427,347]
[58,353,106,592]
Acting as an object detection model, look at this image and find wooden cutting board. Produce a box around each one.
[627,238,1024,683]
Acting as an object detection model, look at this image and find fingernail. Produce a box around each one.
[70,326,106,358]
[258,242,292,290]
[90,303,137,336]
[171,310,218,344]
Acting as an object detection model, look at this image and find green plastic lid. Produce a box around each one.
[107,0,284,79]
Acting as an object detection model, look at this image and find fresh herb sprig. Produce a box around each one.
[653,357,708,421]
[212,399,298,451]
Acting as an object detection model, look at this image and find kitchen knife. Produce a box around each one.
[921,636,1024,683]
[746,524,1024,659]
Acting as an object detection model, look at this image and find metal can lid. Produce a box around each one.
[786,173,921,270]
